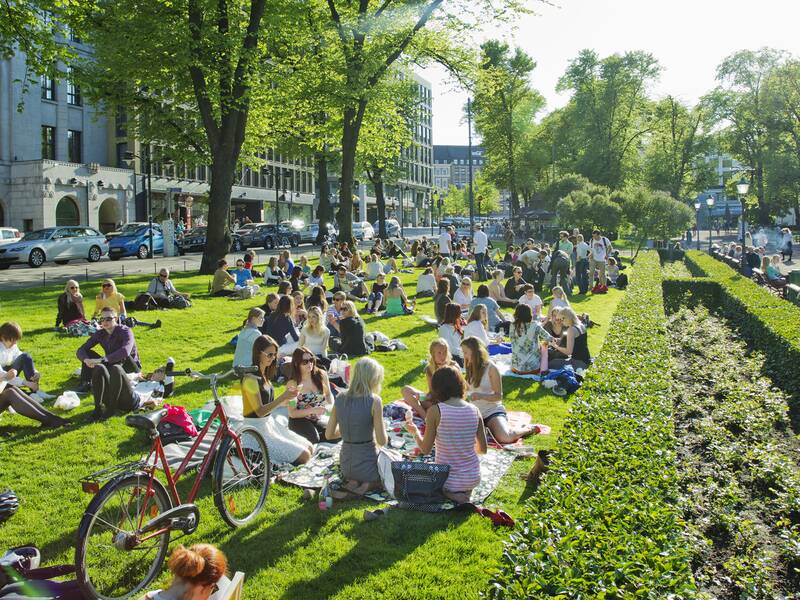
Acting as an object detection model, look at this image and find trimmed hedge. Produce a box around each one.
[487,251,697,599]
[683,251,800,421]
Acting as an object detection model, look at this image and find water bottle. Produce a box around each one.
[163,357,176,397]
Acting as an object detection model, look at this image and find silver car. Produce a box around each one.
[0,226,109,269]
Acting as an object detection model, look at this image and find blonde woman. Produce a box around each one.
[325,357,387,498]
[94,279,126,319]
[488,269,517,308]
[331,301,370,356]
[548,307,591,371]
[461,336,541,443]
[401,338,458,417]
[299,306,331,366]
[56,280,94,335]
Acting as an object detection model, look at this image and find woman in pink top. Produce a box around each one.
[404,365,487,504]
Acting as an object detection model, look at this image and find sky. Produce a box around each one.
[424,0,800,145]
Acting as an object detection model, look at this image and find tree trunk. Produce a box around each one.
[315,151,331,244]
[367,166,387,239]
[200,153,236,274]
[338,103,367,243]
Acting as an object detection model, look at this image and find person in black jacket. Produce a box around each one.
[504,267,528,300]
[262,295,300,356]
[331,302,370,356]
[55,280,89,329]
[433,279,451,324]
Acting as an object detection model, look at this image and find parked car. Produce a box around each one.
[178,227,243,253]
[0,227,22,246]
[239,224,297,250]
[0,226,108,268]
[278,220,303,246]
[105,222,150,243]
[297,222,338,245]
[372,219,401,237]
[352,221,375,241]
[107,224,182,260]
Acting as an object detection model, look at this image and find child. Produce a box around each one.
[401,338,458,417]
[518,284,543,318]
[299,255,311,275]
[365,273,387,314]
[0,322,41,393]
[606,257,620,287]
[547,285,571,320]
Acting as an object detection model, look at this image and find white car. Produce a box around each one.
[352,221,375,241]
[0,226,109,268]
[372,219,401,238]
[0,227,21,246]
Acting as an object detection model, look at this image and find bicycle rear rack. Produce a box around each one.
[79,460,152,494]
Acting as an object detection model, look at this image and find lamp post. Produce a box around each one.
[693,199,701,250]
[401,185,406,238]
[262,166,278,223]
[428,191,434,236]
[706,194,715,252]
[736,177,750,272]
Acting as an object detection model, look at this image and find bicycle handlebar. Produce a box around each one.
[165,365,260,380]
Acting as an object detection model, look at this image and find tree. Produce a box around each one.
[472,40,544,218]
[643,96,715,200]
[704,48,787,226]
[621,188,694,259]
[72,0,299,273]
[473,171,501,216]
[538,173,609,212]
[556,190,621,235]
[556,49,661,190]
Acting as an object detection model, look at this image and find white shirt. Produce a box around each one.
[365,260,383,280]
[299,326,330,357]
[0,343,22,368]
[473,230,488,254]
[453,288,473,307]
[590,237,610,262]
[519,249,539,268]
[416,273,436,294]
[519,293,543,316]
[439,231,452,254]
[464,320,491,346]
[437,323,463,358]
[576,241,590,260]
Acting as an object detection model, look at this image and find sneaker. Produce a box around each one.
[151,319,162,329]
[575,368,587,377]
[31,390,56,401]
[542,379,558,389]
[552,385,567,397]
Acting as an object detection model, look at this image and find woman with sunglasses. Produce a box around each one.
[93,279,126,320]
[56,279,95,336]
[240,335,312,465]
[286,347,334,444]
[147,268,190,308]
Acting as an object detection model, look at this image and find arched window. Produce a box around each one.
[56,197,80,226]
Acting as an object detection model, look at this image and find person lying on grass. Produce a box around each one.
[325,357,388,499]
[401,338,459,418]
[404,365,487,505]
[461,336,542,443]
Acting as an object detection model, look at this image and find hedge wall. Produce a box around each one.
[683,251,800,421]
[487,251,697,598]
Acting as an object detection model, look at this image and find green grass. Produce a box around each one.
[0,258,626,599]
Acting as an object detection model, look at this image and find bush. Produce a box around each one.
[487,251,697,599]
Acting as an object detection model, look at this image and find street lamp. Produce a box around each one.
[693,199,701,250]
[736,176,750,272]
[400,185,407,238]
[706,194,715,252]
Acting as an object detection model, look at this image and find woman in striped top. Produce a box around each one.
[404,365,487,504]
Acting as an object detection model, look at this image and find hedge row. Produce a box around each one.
[487,251,697,598]
[683,251,800,420]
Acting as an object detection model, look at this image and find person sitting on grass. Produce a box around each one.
[331,301,370,356]
[240,335,311,465]
[453,277,473,311]
[0,322,43,393]
[403,365,487,505]
[210,259,236,297]
[56,279,96,335]
[232,258,260,295]
[265,256,284,286]
[487,269,516,309]
[307,265,326,288]
[463,305,496,346]
[509,303,552,376]
[243,251,261,278]
[299,254,311,275]
[547,286,570,319]
[0,376,68,429]
[333,266,368,302]
[438,303,465,367]
[365,273,387,314]
[262,295,300,358]
[326,291,346,338]
[289,266,304,292]
[325,357,387,499]
[433,279,451,325]
[544,306,567,362]
[504,267,528,301]
[93,278,127,321]
[547,307,591,373]
[147,269,190,308]
[517,284,543,319]
[383,276,415,316]
[278,249,294,275]
[416,267,436,297]
[233,307,265,367]
[260,292,280,322]
[299,307,331,368]
[470,284,510,336]
[76,307,144,419]
[364,253,383,280]
[461,336,541,443]
[319,245,334,273]
[402,338,459,417]
[305,285,328,313]
[141,543,229,600]
[286,347,334,444]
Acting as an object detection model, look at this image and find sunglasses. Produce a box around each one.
[261,350,277,359]
[102,283,112,288]
[301,357,314,364]
[69,286,78,290]
[100,316,115,323]
[159,274,168,278]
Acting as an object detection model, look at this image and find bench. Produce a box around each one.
[752,268,786,296]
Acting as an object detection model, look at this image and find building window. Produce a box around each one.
[116,142,128,168]
[41,74,56,101]
[67,69,81,106]
[69,28,81,43]
[67,130,82,163]
[115,108,127,137]
[41,126,56,159]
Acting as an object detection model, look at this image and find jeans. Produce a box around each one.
[7,352,36,381]
[475,252,487,281]
[80,350,140,384]
[91,362,139,417]
[366,292,384,312]
[575,259,589,294]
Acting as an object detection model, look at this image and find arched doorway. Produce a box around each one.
[55,197,80,226]
[98,197,120,233]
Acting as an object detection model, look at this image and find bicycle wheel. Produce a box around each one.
[213,426,270,527]
[75,473,172,600]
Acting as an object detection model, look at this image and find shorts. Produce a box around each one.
[483,410,507,425]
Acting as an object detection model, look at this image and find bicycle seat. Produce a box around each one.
[126,409,167,434]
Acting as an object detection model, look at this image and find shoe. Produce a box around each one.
[74,382,92,394]
[41,417,69,429]
[151,319,162,329]
[552,385,567,397]
[542,379,557,389]
[31,390,55,401]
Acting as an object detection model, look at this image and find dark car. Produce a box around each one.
[242,224,298,249]
[178,227,243,253]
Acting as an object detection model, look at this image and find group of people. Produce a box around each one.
[718,234,793,288]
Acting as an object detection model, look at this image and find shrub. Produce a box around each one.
[487,251,697,598]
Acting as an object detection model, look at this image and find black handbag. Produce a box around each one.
[391,461,450,511]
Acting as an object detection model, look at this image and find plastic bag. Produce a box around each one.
[54,391,81,411]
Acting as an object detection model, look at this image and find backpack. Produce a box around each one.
[132,293,159,311]
[168,295,191,309]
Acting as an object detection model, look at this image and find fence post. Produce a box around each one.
[85,267,89,282]
[43,272,46,287]
[184,260,187,272]
[122,265,125,278]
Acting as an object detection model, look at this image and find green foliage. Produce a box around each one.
[488,251,697,598]
[440,172,500,217]
[622,188,694,258]
[556,189,621,234]
[537,172,608,212]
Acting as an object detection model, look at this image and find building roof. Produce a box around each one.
[433,145,485,163]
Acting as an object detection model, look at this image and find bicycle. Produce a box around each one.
[74,365,270,600]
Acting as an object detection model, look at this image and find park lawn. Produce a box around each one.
[0,256,627,599]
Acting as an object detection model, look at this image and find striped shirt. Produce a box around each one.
[436,401,481,493]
